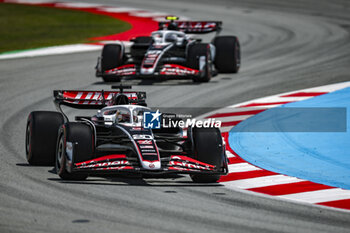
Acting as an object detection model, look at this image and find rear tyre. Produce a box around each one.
[190,127,224,183]
[25,111,64,166]
[187,43,212,83]
[213,36,240,73]
[101,44,124,82]
[56,123,94,180]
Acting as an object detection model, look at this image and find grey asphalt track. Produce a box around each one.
[1,0,350,232]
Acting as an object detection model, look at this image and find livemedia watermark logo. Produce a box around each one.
[143,110,221,129]
[143,110,162,129]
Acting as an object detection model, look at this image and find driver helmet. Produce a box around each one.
[167,21,178,30]
[116,111,123,122]
[133,110,139,123]
[116,111,130,123]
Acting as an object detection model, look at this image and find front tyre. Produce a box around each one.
[26,111,64,166]
[101,44,124,82]
[213,36,241,73]
[187,43,213,83]
[56,123,94,180]
[190,127,225,183]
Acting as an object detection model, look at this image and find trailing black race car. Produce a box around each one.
[95,16,240,83]
[25,86,228,183]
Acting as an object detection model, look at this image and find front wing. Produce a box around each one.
[69,154,228,176]
[97,64,201,79]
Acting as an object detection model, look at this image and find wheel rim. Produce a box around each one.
[235,43,241,68]
[56,135,64,171]
[25,123,31,159]
[205,49,212,81]
[208,54,213,77]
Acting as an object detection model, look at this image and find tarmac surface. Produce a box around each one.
[1,0,350,232]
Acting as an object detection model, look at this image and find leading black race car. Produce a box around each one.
[25,86,228,183]
[95,17,241,83]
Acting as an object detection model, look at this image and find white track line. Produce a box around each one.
[295,83,350,93]
[0,44,102,60]
[225,150,235,158]
[252,96,313,103]
[228,163,261,173]
[98,7,143,13]
[224,175,304,189]
[4,0,53,3]
[237,103,289,108]
[54,2,105,8]
[130,12,169,17]
[279,188,350,204]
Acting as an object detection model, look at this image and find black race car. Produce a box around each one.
[25,86,228,182]
[95,17,240,82]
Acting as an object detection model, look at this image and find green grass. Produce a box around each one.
[0,3,132,53]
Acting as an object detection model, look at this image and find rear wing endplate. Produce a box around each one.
[158,21,222,34]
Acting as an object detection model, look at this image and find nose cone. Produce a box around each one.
[140,67,155,75]
[141,161,161,170]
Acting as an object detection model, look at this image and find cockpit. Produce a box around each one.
[99,105,151,126]
[151,31,187,46]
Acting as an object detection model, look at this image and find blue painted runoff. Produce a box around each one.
[229,87,350,189]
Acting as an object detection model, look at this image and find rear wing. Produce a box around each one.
[54,89,146,109]
[158,21,222,34]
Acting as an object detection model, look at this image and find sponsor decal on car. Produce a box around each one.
[133,134,153,140]
[78,160,130,169]
[169,160,212,170]
[106,64,136,76]
[137,140,153,145]
[160,64,198,76]
[141,149,156,152]
[139,145,154,149]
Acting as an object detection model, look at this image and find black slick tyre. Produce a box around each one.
[25,111,64,166]
[187,43,212,82]
[213,36,240,73]
[101,44,124,82]
[56,123,94,180]
[190,127,224,183]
